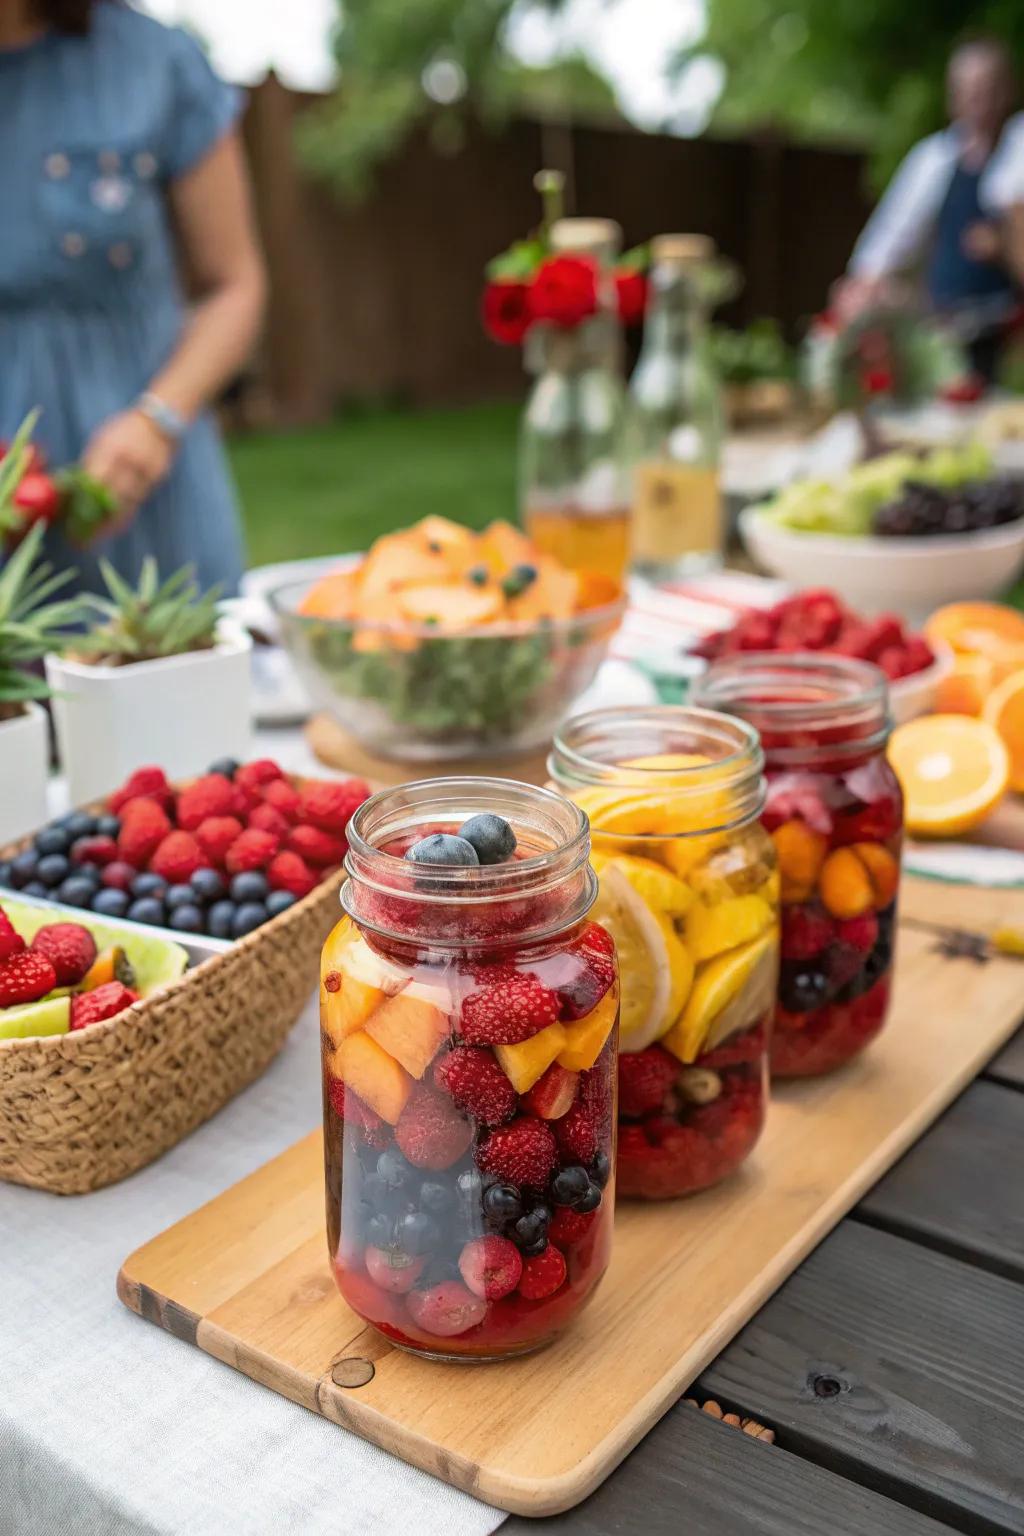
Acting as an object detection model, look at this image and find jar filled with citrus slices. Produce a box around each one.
[694,655,902,1078]
[549,707,777,1198]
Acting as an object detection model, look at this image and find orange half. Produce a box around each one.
[932,652,994,717]
[888,714,1009,837]
[983,671,1024,792]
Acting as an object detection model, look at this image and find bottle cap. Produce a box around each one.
[550,218,622,260]
[651,233,715,265]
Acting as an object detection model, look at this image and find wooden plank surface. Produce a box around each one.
[699,1222,1024,1535]
[118,889,1024,1518]
[858,1080,1024,1281]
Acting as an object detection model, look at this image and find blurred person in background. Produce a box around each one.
[835,37,1024,381]
[0,0,265,590]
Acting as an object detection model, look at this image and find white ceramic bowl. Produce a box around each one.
[740,505,1024,625]
[888,641,953,725]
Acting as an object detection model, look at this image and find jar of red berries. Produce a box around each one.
[694,655,902,1077]
[322,777,618,1361]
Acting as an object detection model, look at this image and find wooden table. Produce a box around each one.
[502,1025,1024,1536]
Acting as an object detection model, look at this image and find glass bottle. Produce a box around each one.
[521,218,630,584]
[322,777,618,1360]
[627,234,725,580]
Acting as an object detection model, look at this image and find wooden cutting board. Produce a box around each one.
[118,876,1024,1517]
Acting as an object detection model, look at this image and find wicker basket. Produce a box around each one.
[0,805,345,1195]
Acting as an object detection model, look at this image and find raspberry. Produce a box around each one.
[0,909,25,963]
[477,1117,557,1190]
[780,906,835,961]
[517,1243,567,1300]
[248,803,291,839]
[547,1206,597,1246]
[108,766,172,814]
[177,774,242,830]
[225,828,280,874]
[70,980,139,1031]
[578,920,614,957]
[458,1235,522,1300]
[150,831,206,884]
[267,850,318,898]
[618,1045,678,1118]
[395,1083,473,1169]
[195,816,243,866]
[29,923,97,986]
[837,911,879,954]
[0,950,56,1007]
[700,1026,766,1070]
[461,967,560,1045]
[616,1124,650,1161]
[557,922,616,1020]
[101,860,138,892]
[298,778,371,834]
[434,1046,517,1126]
[117,798,171,867]
[761,775,834,836]
[235,759,284,794]
[365,1247,425,1295]
[405,1281,486,1338]
[70,835,118,867]
[261,778,302,820]
[554,1099,599,1164]
[286,823,347,868]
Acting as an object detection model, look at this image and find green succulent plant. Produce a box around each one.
[78,559,222,666]
[0,520,88,713]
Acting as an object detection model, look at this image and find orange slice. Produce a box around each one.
[933,652,994,717]
[888,714,1009,836]
[982,671,1024,792]
[925,602,1024,656]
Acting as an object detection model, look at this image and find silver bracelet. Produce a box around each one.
[136,391,189,443]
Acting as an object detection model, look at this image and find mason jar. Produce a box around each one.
[322,777,618,1360]
[550,707,777,1198]
[694,655,902,1077]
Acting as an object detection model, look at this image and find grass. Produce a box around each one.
[229,401,519,569]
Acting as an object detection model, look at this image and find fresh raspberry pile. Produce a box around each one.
[460,967,560,1045]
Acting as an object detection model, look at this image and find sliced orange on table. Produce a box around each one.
[983,672,1024,792]
[933,652,995,717]
[888,714,1010,837]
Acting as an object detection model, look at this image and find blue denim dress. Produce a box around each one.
[0,3,246,592]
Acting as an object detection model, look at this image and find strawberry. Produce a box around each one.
[0,909,25,963]
[405,1281,486,1338]
[286,823,347,868]
[29,923,97,986]
[365,1247,425,1295]
[554,1098,599,1164]
[523,1063,578,1120]
[177,774,242,830]
[837,911,878,955]
[0,949,55,1006]
[248,802,291,839]
[517,1243,567,1300]
[780,906,834,961]
[327,1078,389,1147]
[267,850,318,898]
[458,1235,522,1300]
[225,828,279,874]
[395,1084,473,1170]
[117,798,172,867]
[195,815,243,866]
[557,922,616,1020]
[261,778,302,821]
[461,967,560,1045]
[70,980,139,1031]
[434,1046,516,1126]
[547,1206,597,1247]
[108,766,172,814]
[150,831,205,884]
[476,1117,557,1190]
[297,778,371,834]
[616,1124,651,1161]
[618,1046,678,1118]
[234,759,284,794]
[69,835,118,867]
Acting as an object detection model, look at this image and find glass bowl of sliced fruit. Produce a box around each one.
[270,517,626,761]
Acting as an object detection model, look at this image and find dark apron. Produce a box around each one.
[927,161,1017,381]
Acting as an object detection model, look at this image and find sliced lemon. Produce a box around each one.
[591,864,692,1053]
[606,854,694,916]
[622,752,711,777]
[657,910,695,1035]
[663,930,778,1064]
[684,893,774,963]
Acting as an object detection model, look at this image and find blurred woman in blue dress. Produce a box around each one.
[0,0,265,590]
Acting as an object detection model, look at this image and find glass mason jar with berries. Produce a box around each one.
[321,778,618,1361]
[694,655,902,1077]
[549,707,777,1199]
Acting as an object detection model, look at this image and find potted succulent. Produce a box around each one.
[46,560,253,803]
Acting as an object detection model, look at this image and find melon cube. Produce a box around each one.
[331,1032,412,1124]
[557,986,617,1072]
[495,1022,567,1093]
[365,992,449,1079]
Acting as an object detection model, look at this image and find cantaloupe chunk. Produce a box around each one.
[358,532,453,600]
[417,516,478,566]
[575,570,622,611]
[496,1022,567,1092]
[396,582,503,629]
[350,588,420,653]
[331,1031,412,1124]
[298,568,356,620]
[557,986,617,1071]
[321,919,407,1049]
[506,558,579,623]
[364,991,450,1079]
[478,519,537,575]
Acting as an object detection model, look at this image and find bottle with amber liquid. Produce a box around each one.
[627,234,724,580]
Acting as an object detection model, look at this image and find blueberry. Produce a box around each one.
[38,854,70,887]
[59,874,100,908]
[575,1182,602,1213]
[513,1209,549,1249]
[405,834,480,868]
[457,813,516,866]
[10,850,39,887]
[34,826,70,856]
[230,870,268,904]
[0,861,12,887]
[521,1236,548,1258]
[591,1150,611,1189]
[467,565,489,586]
[366,1213,392,1247]
[170,904,205,933]
[22,881,49,899]
[266,889,296,918]
[166,883,197,909]
[127,897,166,927]
[230,901,267,937]
[96,814,121,839]
[64,812,97,840]
[483,1183,524,1223]
[206,900,235,939]
[551,1166,591,1206]
[779,965,831,1014]
[190,867,226,903]
[501,563,537,599]
[377,1150,410,1191]
[420,1180,455,1215]
[91,887,130,918]
[131,873,167,899]
[75,863,102,888]
[397,1211,438,1255]
[207,757,239,779]
[359,1172,387,1208]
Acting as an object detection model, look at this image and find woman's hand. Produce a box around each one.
[80,408,176,526]
[962,220,1003,263]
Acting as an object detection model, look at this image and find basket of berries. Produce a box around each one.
[0,756,369,1194]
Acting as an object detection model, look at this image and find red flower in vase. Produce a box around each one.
[614,268,648,327]
[528,255,599,329]
[481,279,532,346]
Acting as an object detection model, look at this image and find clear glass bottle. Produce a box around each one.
[521,218,631,584]
[627,234,725,579]
[322,777,618,1360]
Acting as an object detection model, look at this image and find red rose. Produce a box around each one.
[13,471,60,523]
[481,280,532,346]
[528,255,599,329]
[862,367,894,395]
[614,268,648,327]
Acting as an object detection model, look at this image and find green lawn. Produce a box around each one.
[229,401,519,569]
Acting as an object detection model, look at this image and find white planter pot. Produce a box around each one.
[0,702,49,845]
[45,621,253,805]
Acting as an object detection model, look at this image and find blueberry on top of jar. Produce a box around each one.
[405,833,480,867]
[458,813,516,865]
